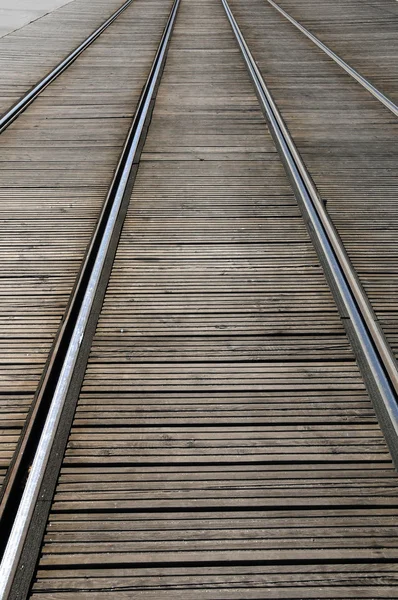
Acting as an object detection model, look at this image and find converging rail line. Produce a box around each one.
[0,0,398,597]
[0,0,137,134]
[265,0,398,117]
[0,0,175,505]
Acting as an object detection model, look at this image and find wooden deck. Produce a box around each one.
[0,0,173,486]
[0,0,128,114]
[0,0,397,597]
[228,0,398,360]
[27,0,398,596]
[265,0,398,103]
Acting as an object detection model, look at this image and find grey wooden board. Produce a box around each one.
[32,561,398,598]
[31,0,398,597]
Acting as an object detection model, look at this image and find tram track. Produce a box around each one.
[221,0,398,454]
[262,0,398,104]
[0,0,397,597]
[264,0,398,117]
[0,0,142,117]
[0,2,181,596]
[226,0,398,367]
[0,0,175,501]
[0,0,174,543]
[0,0,138,134]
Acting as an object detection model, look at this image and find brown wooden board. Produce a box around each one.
[267,0,398,104]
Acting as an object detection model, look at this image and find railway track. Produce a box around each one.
[0,0,174,492]
[227,0,398,365]
[0,0,397,597]
[262,0,398,104]
[0,0,137,133]
[0,0,136,116]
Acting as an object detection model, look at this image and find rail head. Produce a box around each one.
[221,0,398,463]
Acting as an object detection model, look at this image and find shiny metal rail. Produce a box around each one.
[0,0,180,597]
[221,0,398,461]
[0,0,136,134]
[262,0,398,394]
[265,0,398,118]
[1,0,397,597]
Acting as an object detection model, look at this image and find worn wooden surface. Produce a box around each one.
[0,0,173,486]
[269,0,398,103]
[0,0,76,40]
[0,0,130,115]
[31,0,398,596]
[228,0,398,363]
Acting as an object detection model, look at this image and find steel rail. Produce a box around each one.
[229,0,398,396]
[0,0,136,135]
[221,0,398,460]
[0,0,181,596]
[265,0,398,118]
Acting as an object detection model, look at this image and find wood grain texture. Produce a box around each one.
[268,0,398,104]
